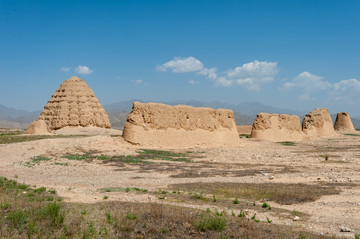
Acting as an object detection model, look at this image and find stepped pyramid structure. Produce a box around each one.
[334,112,355,131]
[27,76,110,134]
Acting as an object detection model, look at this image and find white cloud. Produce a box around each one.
[216,60,278,90]
[280,72,360,104]
[214,77,233,87]
[227,61,278,79]
[157,57,277,90]
[279,71,334,101]
[134,80,143,85]
[157,56,204,73]
[133,80,147,86]
[298,93,314,101]
[61,67,71,72]
[188,80,199,85]
[157,56,217,80]
[331,78,360,104]
[115,75,122,80]
[334,78,360,92]
[75,65,94,75]
[198,67,217,80]
[280,71,332,92]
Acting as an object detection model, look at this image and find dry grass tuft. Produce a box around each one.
[0,177,336,238]
[170,182,341,205]
[0,129,89,144]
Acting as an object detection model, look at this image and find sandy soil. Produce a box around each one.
[0,131,359,238]
[54,126,123,135]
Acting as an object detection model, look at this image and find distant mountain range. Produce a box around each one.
[103,99,303,115]
[1,100,360,129]
[0,105,40,128]
[0,105,40,122]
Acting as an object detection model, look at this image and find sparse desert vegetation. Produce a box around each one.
[0,128,360,238]
[170,182,342,204]
[0,176,334,238]
[0,129,89,144]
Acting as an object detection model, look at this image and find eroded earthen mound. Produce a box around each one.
[25,120,51,135]
[122,102,240,147]
[334,112,355,132]
[27,76,110,134]
[250,113,303,141]
[302,108,335,137]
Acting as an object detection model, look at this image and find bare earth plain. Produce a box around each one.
[0,128,360,238]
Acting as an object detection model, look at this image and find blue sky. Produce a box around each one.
[1,0,360,115]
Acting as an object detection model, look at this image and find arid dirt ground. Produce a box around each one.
[0,128,359,238]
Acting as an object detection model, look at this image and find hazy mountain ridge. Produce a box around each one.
[103,100,303,115]
[0,105,40,123]
[2,101,360,129]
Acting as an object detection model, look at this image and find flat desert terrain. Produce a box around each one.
[0,128,359,238]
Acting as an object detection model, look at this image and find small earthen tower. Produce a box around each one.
[334,112,355,131]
